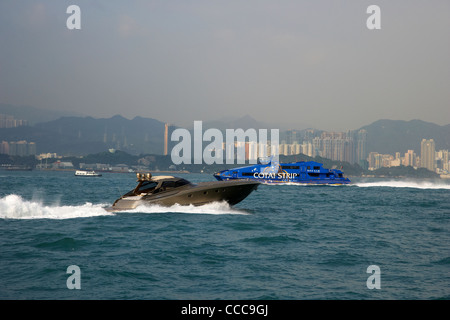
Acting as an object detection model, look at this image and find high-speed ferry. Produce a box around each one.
[214,158,351,185]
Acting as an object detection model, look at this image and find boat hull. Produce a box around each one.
[104,180,259,212]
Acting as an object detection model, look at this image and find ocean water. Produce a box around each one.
[0,171,449,300]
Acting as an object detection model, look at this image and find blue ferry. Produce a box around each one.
[213,158,351,185]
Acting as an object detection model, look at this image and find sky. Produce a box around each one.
[0,0,449,131]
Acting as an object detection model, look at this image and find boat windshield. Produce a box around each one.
[135,181,158,194]
[159,179,191,190]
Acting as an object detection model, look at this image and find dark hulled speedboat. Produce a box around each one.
[104,173,259,212]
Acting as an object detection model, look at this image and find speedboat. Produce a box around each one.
[104,173,260,212]
[214,158,351,185]
[75,170,102,177]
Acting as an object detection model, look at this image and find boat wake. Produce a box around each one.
[259,180,450,190]
[0,195,247,219]
[267,182,341,186]
[118,201,248,215]
[0,194,113,220]
[354,180,450,190]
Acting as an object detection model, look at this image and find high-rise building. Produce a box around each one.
[443,150,449,171]
[436,149,449,171]
[404,150,416,167]
[421,139,436,172]
[356,129,367,167]
[28,142,37,156]
[344,138,355,164]
[0,141,9,154]
[3,140,36,156]
[312,137,321,158]
[284,130,299,145]
[371,153,383,170]
[0,114,28,128]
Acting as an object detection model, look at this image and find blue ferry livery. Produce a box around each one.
[214,158,351,185]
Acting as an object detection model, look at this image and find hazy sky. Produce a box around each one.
[1,1,449,131]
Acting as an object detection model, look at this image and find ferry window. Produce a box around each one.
[308,172,320,177]
[242,172,254,176]
[307,166,311,170]
[313,166,320,170]
[281,166,299,169]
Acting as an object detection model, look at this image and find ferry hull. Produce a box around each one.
[214,175,350,185]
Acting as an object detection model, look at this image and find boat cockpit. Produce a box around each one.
[127,173,193,196]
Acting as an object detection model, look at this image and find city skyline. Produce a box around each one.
[3,134,448,176]
[1,1,449,131]
[3,123,448,173]
[1,106,449,174]
[366,138,449,175]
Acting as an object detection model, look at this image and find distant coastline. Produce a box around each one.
[0,150,443,179]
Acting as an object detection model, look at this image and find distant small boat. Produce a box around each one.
[75,170,102,177]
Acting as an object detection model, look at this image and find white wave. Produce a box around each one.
[354,180,450,190]
[261,181,346,187]
[0,194,113,220]
[120,201,248,215]
[262,182,310,186]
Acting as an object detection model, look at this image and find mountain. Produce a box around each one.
[1,103,449,157]
[359,119,450,154]
[0,115,167,155]
[0,103,83,125]
[202,114,309,131]
[201,114,272,131]
[36,115,167,155]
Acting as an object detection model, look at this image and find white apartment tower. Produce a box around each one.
[420,139,436,172]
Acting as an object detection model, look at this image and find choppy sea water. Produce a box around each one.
[0,171,449,300]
